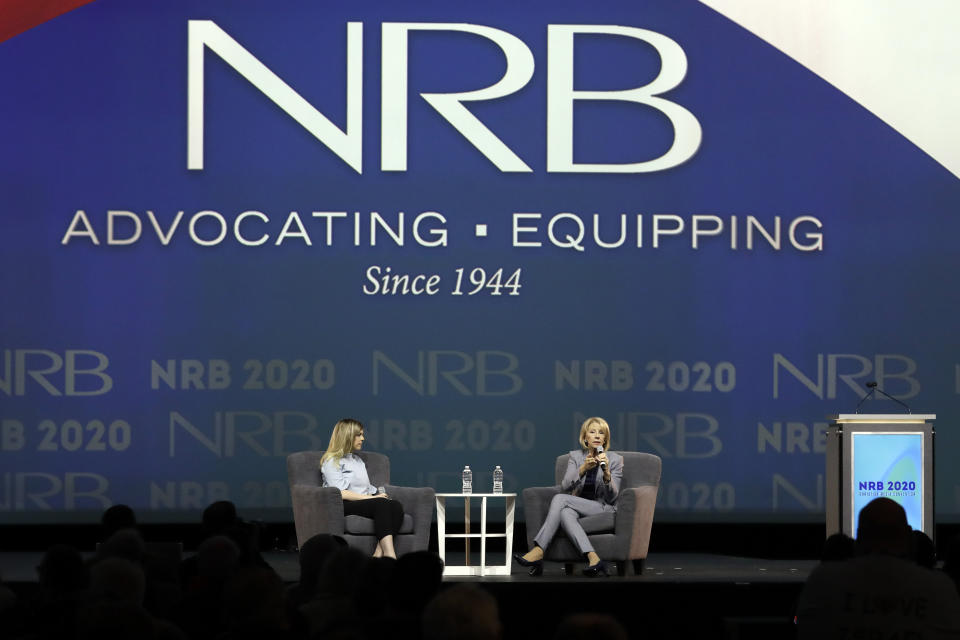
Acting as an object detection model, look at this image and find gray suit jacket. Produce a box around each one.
[561,449,624,509]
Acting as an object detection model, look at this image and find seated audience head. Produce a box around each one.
[196,535,241,580]
[911,529,936,569]
[392,550,444,612]
[97,528,146,564]
[37,544,88,593]
[856,497,911,557]
[356,556,396,614]
[422,584,501,640]
[89,557,146,605]
[317,547,369,597]
[821,533,856,562]
[202,500,240,537]
[222,566,288,633]
[553,613,629,640]
[100,504,137,539]
[223,520,261,560]
[298,533,348,591]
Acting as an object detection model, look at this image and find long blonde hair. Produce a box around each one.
[578,416,611,451]
[320,418,364,466]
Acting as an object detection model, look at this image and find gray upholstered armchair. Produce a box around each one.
[522,451,661,575]
[286,450,435,554]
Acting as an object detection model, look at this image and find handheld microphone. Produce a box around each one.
[596,445,607,470]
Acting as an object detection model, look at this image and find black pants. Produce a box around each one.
[343,498,404,540]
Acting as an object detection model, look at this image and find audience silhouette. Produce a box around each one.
[553,613,629,640]
[0,500,649,640]
[16,543,89,639]
[422,584,502,640]
[820,532,855,562]
[99,504,137,540]
[797,497,960,639]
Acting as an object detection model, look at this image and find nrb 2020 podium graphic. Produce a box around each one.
[1,0,959,523]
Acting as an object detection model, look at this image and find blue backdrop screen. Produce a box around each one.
[1,0,957,523]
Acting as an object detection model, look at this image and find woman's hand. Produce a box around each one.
[597,453,611,484]
[580,453,599,476]
[581,451,611,481]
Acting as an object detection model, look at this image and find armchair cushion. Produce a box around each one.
[578,511,616,534]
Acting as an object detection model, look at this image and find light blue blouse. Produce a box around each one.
[321,453,377,495]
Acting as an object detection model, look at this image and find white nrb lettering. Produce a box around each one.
[61,209,448,247]
[186,20,702,173]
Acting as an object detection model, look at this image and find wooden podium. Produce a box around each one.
[826,414,935,537]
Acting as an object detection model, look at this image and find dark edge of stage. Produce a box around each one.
[7,520,960,555]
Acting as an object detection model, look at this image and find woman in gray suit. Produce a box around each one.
[514,416,623,577]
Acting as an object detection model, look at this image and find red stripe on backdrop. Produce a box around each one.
[0,0,97,44]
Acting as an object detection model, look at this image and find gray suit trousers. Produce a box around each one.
[533,493,608,555]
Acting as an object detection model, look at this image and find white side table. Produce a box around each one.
[435,492,516,576]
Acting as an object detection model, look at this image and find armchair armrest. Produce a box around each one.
[290,484,345,546]
[521,485,562,549]
[386,485,436,526]
[613,485,658,559]
[387,485,436,552]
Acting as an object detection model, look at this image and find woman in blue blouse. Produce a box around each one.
[320,418,404,559]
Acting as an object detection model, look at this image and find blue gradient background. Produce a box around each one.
[1,0,958,522]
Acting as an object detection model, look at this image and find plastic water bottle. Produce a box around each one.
[493,466,503,494]
[462,465,473,494]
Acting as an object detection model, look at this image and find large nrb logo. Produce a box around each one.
[186,21,703,174]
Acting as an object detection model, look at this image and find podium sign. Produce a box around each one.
[826,414,935,537]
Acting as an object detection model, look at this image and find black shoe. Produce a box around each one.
[513,552,544,576]
[581,560,609,578]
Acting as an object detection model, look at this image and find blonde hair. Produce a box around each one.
[320,418,364,466]
[578,417,611,451]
